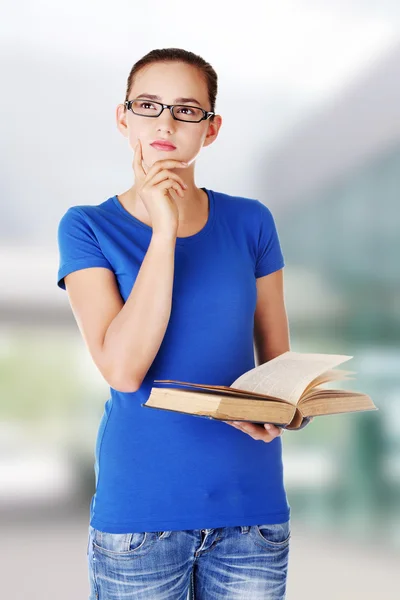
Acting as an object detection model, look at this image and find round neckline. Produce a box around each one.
[111,187,215,245]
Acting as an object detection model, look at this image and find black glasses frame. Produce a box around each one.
[124,99,215,123]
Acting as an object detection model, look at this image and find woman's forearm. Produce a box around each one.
[102,233,177,392]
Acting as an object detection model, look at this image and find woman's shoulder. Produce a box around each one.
[212,188,269,219]
[57,196,115,227]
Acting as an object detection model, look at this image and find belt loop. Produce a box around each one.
[240,525,250,534]
[158,530,172,539]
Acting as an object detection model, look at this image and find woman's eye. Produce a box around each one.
[140,102,155,109]
[178,107,193,115]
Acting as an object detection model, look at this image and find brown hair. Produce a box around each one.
[123,48,218,122]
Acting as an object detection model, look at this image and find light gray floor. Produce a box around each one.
[3,510,399,600]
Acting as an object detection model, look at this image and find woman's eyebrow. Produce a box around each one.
[136,93,202,106]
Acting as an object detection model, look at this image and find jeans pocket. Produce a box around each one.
[254,520,291,547]
[92,527,155,559]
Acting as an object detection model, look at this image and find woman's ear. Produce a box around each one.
[116,103,129,138]
[203,114,222,148]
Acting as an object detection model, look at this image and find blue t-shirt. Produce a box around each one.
[56,187,290,533]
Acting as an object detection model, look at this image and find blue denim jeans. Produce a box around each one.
[87,520,290,599]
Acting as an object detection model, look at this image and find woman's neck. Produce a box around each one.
[117,184,209,234]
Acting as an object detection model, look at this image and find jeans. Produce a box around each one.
[87,520,290,599]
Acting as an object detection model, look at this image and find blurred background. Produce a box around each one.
[1,1,400,598]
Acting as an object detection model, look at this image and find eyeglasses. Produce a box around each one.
[124,99,215,123]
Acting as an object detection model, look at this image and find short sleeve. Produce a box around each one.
[57,207,114,290]
[254,200,285,278]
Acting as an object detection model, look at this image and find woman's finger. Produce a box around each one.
[223,420,283,443]
[146,168,188,193]
[264,423,283,436]
[144,158,189,182]
[133,139,146,182]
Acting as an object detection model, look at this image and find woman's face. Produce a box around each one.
[117,61,221,171]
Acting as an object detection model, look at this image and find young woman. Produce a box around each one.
[57,47,291,600]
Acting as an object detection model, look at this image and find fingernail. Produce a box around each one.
[181,161,188,165]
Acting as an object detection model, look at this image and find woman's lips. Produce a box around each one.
[150,142,176,151]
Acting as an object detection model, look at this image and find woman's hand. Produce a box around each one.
[133,139,189,238]
[222,421,284,442]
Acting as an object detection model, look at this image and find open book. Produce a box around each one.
[142,351,377,430]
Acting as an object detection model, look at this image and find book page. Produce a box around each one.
[231,351,354,404]
[301,369,356,397]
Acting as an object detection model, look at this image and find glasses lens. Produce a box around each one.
[173,105,204,122]
[130,100,162,116]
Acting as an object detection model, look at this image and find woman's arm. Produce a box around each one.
[223,268,290,441]
[254,268,290,365]
[64,233,176,393]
